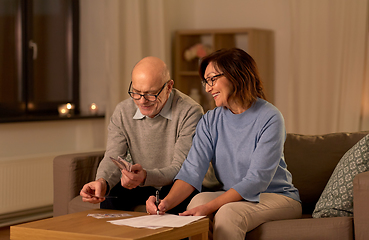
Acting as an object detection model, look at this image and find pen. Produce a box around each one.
[84,191,117,199]
[155,190,160,215]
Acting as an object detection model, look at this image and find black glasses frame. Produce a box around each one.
[128,81,169,102]
[202,73,224,88]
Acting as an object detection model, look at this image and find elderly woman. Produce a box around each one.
[146,48,301,240]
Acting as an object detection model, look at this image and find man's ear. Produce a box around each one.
[167,79,174,92]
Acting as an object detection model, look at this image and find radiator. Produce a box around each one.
[0,154,54,227]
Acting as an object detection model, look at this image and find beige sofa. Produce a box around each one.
[53,131,369,240]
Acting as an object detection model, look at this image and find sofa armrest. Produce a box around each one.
[53,151,105,217]
[353,171,369,240]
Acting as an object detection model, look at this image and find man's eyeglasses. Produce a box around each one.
[201,73,224,88]
[128,81,169,102]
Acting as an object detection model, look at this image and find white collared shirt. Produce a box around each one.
[133,92,173,120]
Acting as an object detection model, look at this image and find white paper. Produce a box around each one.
[108,214,205,229]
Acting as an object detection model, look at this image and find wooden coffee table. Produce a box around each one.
[10,209,209,240]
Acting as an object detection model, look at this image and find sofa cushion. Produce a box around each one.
[246,217,353,240]
[284,131,369,215]
[313,134,369,218]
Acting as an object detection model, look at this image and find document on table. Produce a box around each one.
[108,214,205,229]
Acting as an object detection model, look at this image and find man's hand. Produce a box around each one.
[80,178,107,204]
[120,164,147,189]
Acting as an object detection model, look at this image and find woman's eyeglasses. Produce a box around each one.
[201,73,224,88]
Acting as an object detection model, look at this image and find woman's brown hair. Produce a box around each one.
[199,48,266,108]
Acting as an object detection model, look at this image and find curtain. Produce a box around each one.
[288,0,369,135]
[103,0,168,140]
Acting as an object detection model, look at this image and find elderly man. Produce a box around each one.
[80,56,203,213]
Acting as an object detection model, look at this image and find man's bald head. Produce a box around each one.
[132,56,170,86]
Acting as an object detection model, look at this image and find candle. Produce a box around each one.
[58,104,69,117]
[58,103,75,117]
[89,103,98,115]
[66,103,73,110]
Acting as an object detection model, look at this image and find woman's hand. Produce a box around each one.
[146,195,168,215]
[180,188,243,217]
[145,180,196,215]
[179,204,212,216]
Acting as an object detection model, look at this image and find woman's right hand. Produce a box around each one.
[146,180,195,215]
[146,195,168,215]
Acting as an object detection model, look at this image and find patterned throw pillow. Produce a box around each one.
[313,134,369,218]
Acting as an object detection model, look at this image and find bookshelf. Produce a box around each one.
[174,28,274,111]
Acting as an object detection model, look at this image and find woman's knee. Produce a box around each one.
[187,191,223,210]
[215,202,247,225]
[213,203,248,240]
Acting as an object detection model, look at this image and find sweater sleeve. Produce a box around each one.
[175,114,215,192]
[95,103,128,190]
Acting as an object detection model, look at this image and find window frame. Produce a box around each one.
[0,0,80,120]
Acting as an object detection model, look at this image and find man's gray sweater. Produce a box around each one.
[96,88,203,190]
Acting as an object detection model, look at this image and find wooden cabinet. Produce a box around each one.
[173,28,274,111]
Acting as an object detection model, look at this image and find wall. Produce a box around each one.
[164,0,197,74]
[0,119,105,225]
[0,120,105,159]
[79,0,109,116]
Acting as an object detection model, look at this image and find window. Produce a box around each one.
[0,0,79,119]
